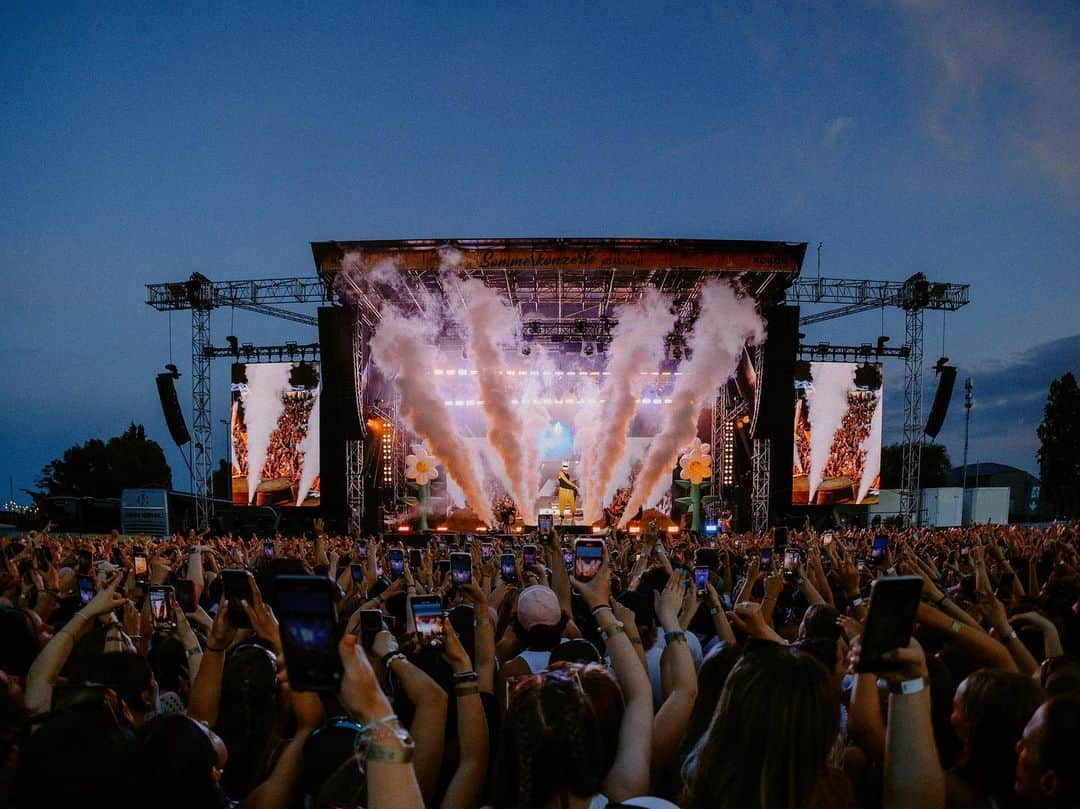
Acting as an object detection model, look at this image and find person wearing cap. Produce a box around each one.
[494,585,569,702]
[557,461,579,525]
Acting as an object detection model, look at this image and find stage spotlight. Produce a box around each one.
[397,525,411,534]
[704,522,719,535]
[666,525,680,535]
[164,363,181,379]
[521,344,531,356]
[226,335,239,357]
[876,335,890,355]
[584,342,594,356]
[628,525,641,535]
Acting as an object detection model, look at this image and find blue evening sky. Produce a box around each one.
[2,0,1078,500]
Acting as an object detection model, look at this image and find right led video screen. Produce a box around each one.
[793,361,883,506]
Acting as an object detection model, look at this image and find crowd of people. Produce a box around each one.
[232,391,318,485]
[1,518,1078,808]
[795,390,880,496]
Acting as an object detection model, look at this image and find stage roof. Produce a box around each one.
[312,237,806,329]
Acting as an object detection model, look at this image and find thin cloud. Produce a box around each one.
[894,0,1080,191]
[823,116,855,148]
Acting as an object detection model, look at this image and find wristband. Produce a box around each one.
[451,670,478,683]
[708,606,720,615]
[949,620,963,635]
[381,651,406,670]
[1004,629,1019,641]
[590,604,613,617]
[601,621,626,641]
[454,684,480,697]
[891,677,926,695]
[206,643,229,652]
[664,630,687,644]
[474,617,491,628]
[850,597,864,607]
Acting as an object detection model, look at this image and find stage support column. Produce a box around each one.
[900,306,924,527]
[751,438,770,532]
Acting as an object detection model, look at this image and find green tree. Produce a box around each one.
[1037,372,1080,518]
[880,442,952,489]
[33,423,172,499]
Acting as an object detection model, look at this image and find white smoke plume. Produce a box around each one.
[857,390,884,504]
[243,363,293,504]
[619,282,764,526]
[581,288,676,523]
[368,305,497,527]
[520,373,550,523]
[806,362,856,501]
[454,278,533,519]
[295,391,320,506]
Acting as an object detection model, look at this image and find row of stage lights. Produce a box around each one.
[442,397,675,407]
[396,523,684,535]
[431,369,682,377]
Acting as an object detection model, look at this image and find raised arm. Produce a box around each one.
[439,620,489,809]
[187,596,237,726]
[651,575,699,782]
[574,548,653,802]
[24,571,127,714]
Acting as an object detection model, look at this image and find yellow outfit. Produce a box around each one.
[557,470,578,524]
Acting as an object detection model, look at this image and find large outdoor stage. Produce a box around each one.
[311,238,806,534]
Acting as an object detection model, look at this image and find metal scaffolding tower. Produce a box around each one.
[787,273,969,527]
[146,274,328,529]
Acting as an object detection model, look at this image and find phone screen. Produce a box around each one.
[174,579,196,613]
[263,542,274,558]
[693,566,709,596]
[388,549,405,579]
[77,574,96,605]
[350,564,365,583]
[450,552,472,585]
[221,569,253,628]
[783,549,802,579]
[411,595,445,648]
[481,543,492,562]
[133,554,148,579]
[523,544,537,567]
[773,526,788,553]
[760,548,773,572]
[149,586,176,630]
[856,576,924,673]
[276,576,342,691]
[499,553,516,581]
[359,609,382,650]
[538,514,553,533]
[871,536,888,564]
[409,549,423,570]
[574,539,604,581]
[357,541,367,559]
[822,531,834,546]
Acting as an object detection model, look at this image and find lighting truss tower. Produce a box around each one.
[146,274,328,529]
[751,439,771,532]
[787,273,969,528]
[900,305,924,527]
[346,308,366,534]
[962,378,973,492]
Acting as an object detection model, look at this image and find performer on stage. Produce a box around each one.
[557,461,579,525]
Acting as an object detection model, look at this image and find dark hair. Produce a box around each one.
[0,606,38,677]
[136,714,227,809]
[549,638,602,666]
[799,604,841,644]
[685,647,839,809]
[15,702,136,806]
[217,643,280,799]
[957,669,1045,802]
[301,717,366,807]
[87,652,154,712]
[1039,696,1080,805]
[493,664,622,809]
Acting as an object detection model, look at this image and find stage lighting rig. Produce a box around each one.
[164,363,181,379]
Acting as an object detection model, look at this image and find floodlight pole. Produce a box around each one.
[962,378,973,492]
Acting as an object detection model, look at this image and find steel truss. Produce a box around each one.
[203,342,321,363]
[797,343,910,362]
[346,308,366,534]
[787,273,969,528]
[751,438,771,533]
[146,274,327,529]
